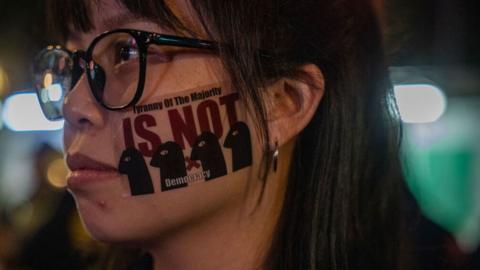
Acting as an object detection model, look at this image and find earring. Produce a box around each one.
[273,141,279,172]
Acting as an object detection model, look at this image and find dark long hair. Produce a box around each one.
[46,0,412,269]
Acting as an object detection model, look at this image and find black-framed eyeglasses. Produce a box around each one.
[33,29,217,121]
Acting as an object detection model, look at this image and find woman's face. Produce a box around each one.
[63,0,263,243]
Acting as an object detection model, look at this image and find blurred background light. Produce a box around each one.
[0,65,10,98]
[2,91,64,132]
[394,84,447,124]
[43,72,52,87]
[46,158,68,188]
[0,101,3,130]
[40,83,63,103]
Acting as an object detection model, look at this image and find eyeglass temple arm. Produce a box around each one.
[150,34,273,59]
[150,34,218,50]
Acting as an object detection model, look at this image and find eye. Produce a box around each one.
[160,149,169,156]
[124,156,132,162]
[114,39,139,66]
[92,33,140,73]
[198,140,206,147]
[232,130,239,136]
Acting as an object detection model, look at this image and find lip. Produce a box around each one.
[66,154,120,188]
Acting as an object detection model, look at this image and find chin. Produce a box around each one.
[73,193,169,245]
[78,208,145,244]
[71,196,126,242]
[74,198,118,241]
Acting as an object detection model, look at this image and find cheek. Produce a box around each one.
[142,55,225,102]
[63,124,73,149]
[117,86,253,193]
[76,168,253,243]
[70,83,263,243]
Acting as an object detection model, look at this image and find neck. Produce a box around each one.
[145,142,293,270]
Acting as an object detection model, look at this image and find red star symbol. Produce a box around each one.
[185,156,201,171]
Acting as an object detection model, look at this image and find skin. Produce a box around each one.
[62,0,324,269]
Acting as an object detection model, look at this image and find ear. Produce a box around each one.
[266,64,325,148]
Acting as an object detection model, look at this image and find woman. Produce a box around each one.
[33,0,411,269]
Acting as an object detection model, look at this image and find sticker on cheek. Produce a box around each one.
[117,85,253,196]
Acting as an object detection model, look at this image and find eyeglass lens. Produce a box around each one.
[34,31,199,120]
[33,48,73,120]
[90,32,140,108]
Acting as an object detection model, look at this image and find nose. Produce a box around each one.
[63,73,105,130]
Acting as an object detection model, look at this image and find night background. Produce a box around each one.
[0,0,479,269]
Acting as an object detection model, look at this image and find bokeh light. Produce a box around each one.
[0,66,10,98]
[394,84,447,124]
[2,91,64,132]
[40,83,63,103]
[46,158,68,188]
